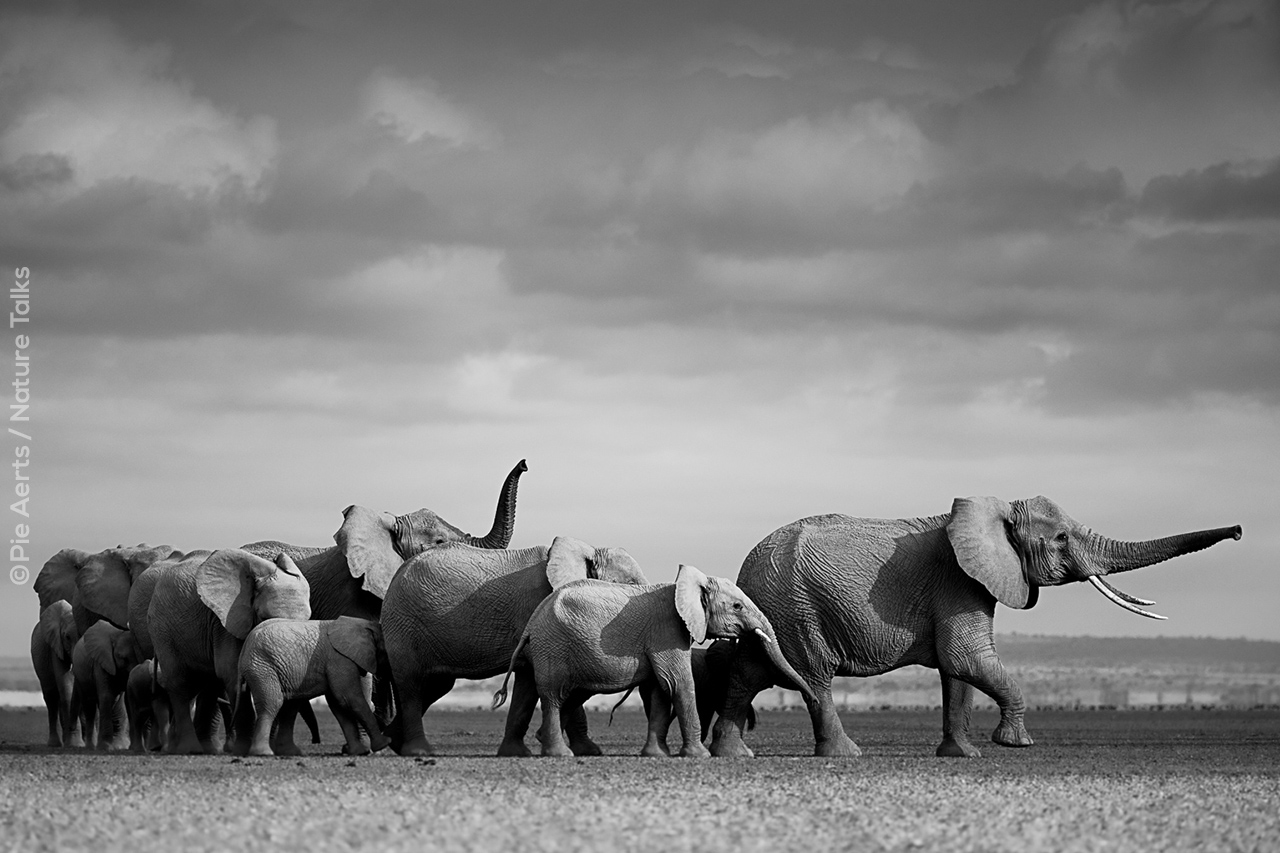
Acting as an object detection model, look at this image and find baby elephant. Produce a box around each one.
[493,564,814,757]
[238,617,391,756]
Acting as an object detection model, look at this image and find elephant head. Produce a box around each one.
[330,616,389,679]
[38,599,78,664]
[947,495,1242,618]
[333,458,528,599]
[196,550,312,640]
[674,564,816,703]
[34,548,92,612]
[545,535,650,589]
[82,621,144,679]
[76,544,179,632]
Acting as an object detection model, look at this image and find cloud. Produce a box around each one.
[1140,158,1280,222]
[0,15,277,196]
[359,70,496,148]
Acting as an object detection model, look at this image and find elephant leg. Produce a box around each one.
[330,702,368,756]
[249,687,282,757]
[946,647,1032,748]
[536,695,573,757]
[147,695,169,752]
[394,675,456,757]
[79,685,98,750]
[640,683,673,758]
[563,695,602,757]
[164,686,207,754]
[709,646,775,758]
[40,679,61,747]
[300,698,323,745]
[64,678,84,748]
[372,674,395,730]
[667,674,709,759]
[344,690,390,754]
[105,693,130,751]
[270,700,305,757]
[799,663,860,758]
[126,692,146,753]
[496,669,538,757]
[221,676,254,756]
[936,674,981,757]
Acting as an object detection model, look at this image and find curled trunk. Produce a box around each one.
[750,615,817,703]
[464,459,527,549]
[1089,525,1241,576]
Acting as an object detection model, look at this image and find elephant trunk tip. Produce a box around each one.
[1230,525,1242,541]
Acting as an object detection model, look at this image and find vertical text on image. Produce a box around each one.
[9,265,30,587]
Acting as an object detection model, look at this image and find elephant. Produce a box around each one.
[149,548,312,754]
[72,621,145,750]
[126,660,169,752]
[492,565,815,758]
[30,600,83,747]
[238,616,391,756]
[381,535,650,757]
[708,496,1243,759]
[33,544,178,636]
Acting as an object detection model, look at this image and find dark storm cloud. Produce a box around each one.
[1140,158,1280,222]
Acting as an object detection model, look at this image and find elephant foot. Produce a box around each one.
[639,741,671,758]
[568,738,603,757]
[249,743,274,757]
[540,742,574,757]
[166,736,214,755]
[270,739,302,757]
[992,720,1034,748]
[496,739,532,757]
[368,733,392,753]
[936,738,982,758]
[678,742,711,759]
[343,741,371,756]
[815,735,862,758]
[709,736,754,758]
[395,738,437,757]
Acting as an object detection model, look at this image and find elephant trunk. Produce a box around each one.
[745,612,817,704]
[464,459,527,550]
[1086,525,1242,577]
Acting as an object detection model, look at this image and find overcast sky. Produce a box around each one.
[2,0,1277,657]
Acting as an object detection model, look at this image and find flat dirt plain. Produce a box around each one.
[2,706,1277,853]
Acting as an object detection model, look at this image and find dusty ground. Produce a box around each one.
[1,706,1277,852]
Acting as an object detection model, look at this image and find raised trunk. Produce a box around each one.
[1089,525,1241,576]
[464,459,527,549]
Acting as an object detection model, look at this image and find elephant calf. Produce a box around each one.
[493,565,814,758]
[72,621,144,750]
[126,660,169,753]
[238,617,390,756]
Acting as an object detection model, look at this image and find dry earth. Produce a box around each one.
[1,707,1277,853]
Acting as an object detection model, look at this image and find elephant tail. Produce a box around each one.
[607,686,637,726]
[491,633,530,711]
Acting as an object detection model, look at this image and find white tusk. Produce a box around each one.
[1093,575,1156,607]
[1088,576,1167,620]
[753,627,773,644]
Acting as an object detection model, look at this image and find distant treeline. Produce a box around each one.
[995,634,1280,671]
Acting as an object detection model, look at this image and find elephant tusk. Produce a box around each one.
[753,627,774,645]
[1088,576,1167,620]
[1092,575,1156,607]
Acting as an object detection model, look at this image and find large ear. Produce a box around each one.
[335,505,401,599]
[120,545,180,581]
[39,601,76,661]
[591,547,649,585]
[196,549,277,640]
[674,564,709,644]
[545,536,594,589]
[329,616,379,674]
[34,548,91,611]
[76,549,134,629]
[946,496,1033,609]
[83,623,120,677]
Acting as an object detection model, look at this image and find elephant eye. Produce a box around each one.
[733,603,743,611]
[1055,532,1069,544]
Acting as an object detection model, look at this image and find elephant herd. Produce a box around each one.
[30,459,1242,759]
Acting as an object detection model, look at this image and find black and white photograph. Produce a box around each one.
[1,1,1277,850]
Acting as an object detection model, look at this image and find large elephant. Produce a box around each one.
[149,549,312,754]
[493,565,813,758]
[710,496,1242,758]
[381,536,650,756]
[72,621,145,750]
[30,600,83,747]
[33,544,177,636]
[238,616,391,756]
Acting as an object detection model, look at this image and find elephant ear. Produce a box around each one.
[335,505,401,599]
[947,497,1033,609]
[674,564,709,644]
[83,622,121,677]
[34,548,91,611]
[39,601,76,662]
[196,549,277,640]
[545,536,595,589]
[591,547,649,585]
[77,549,135,629]
[120,544,180,581]
[330,616,379,675]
